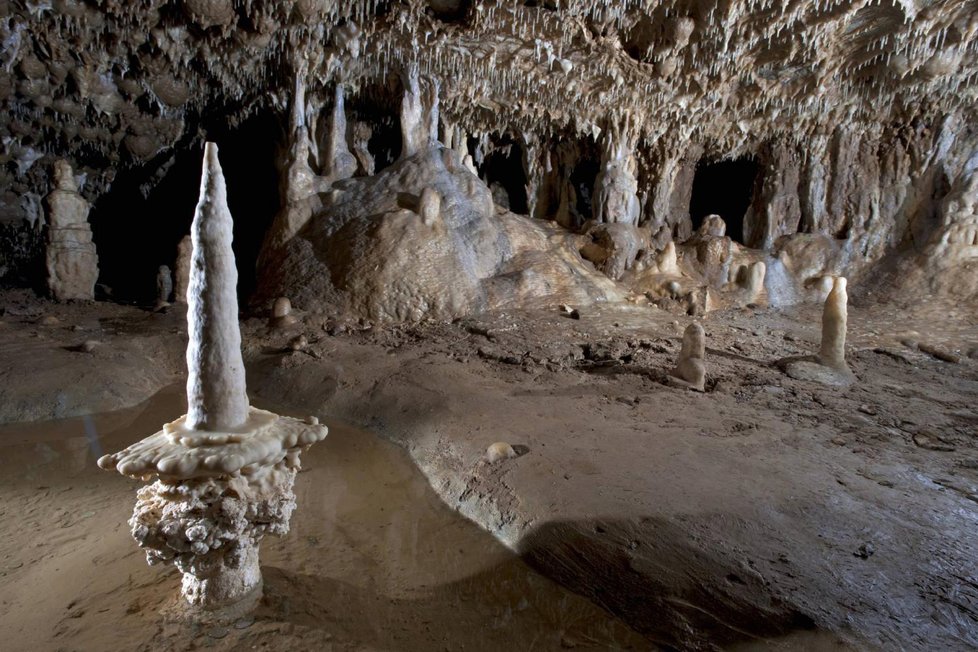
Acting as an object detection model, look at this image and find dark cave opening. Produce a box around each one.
[426,0,472,23]
[89,112,280,304]
[365,116,401,172]
[570,156,600,220]
[688,157,760,244]
[479,139,529,214]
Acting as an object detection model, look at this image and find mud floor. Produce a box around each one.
[1,289,976,650]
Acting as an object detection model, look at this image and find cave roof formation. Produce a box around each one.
[2,0,976,209]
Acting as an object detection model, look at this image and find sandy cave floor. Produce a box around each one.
[0,288,976,650]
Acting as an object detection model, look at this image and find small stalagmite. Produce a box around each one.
[668,323,706,391]
[736,261,766,305]
[783,276,855,387]
[155,265,173,311]
[175,235,192,304]
[98,143,327,615]
[270,296,297,328]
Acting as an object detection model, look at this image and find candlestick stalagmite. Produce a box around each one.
[98,143,327,615]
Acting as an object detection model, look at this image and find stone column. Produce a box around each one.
[44,160,98,300]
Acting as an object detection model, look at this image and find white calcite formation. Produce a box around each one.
[593,122,641,227]
[98,143,327,612]
[186,143,249,431]
[668,323,707,392]
[256,78,626,323]
[784,276,856,387]
[44,160,98,301]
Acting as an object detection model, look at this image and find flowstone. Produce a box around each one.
[98,143,327,614]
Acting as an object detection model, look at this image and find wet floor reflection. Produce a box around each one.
[0,384,647,650]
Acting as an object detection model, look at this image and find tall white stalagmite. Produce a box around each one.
[399,64,440,160]
[782,275,854,386]
[186,142,249,431]
[99,141,327,613]
[819,276,848,369]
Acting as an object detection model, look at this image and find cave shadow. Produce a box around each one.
[479,137,529,215]
[514,517,823,651]
[689,157,760,244]
[88,112,279,305]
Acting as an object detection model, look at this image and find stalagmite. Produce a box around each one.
[270,296,297,328]
[818,276,849,369]
[44,160,98,301]
[418,187,442,226]
[736,261,766,304]
[399,64,439,159]
[322,85,356,181]
[783,276,855,387]
[593,122,640,226]
[98,143,327,614]
[175,235,192,304]
[657,241,680,275]
[186,143,248,430]
[260,68,319,258]
[667,323,706,391]
[155,265,172,311]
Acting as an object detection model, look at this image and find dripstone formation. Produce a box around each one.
[1,0,976,315]
[783,276,856,387]
[44,161,98,301]
[98,143,327,612]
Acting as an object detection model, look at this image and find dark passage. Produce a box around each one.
[480,140,529,214]
[89,112,280,303]
[689,157,759,243]
[570,156,600,220]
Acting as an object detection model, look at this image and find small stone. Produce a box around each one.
[918,343,961,364]
[854,543,875,559]
[858,404,877,416]
[40,315,59,326]
[559,304,580,320]
[913,431,955,452]
[486,442,518,463]
[288,334,308,351]
[233,617,254,630]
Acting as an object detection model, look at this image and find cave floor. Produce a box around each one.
[1,290,976,650]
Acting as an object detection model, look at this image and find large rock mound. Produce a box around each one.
[257,147,625,322]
